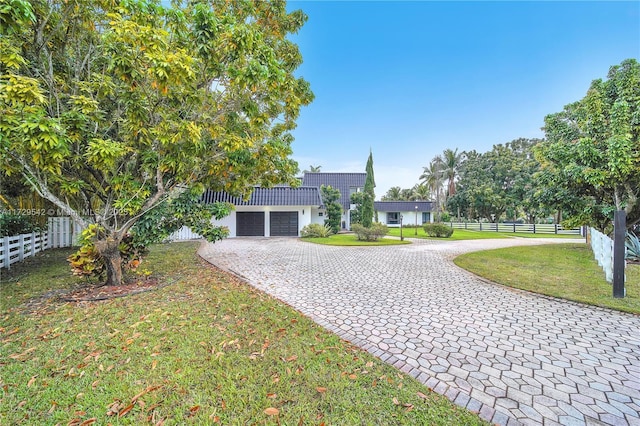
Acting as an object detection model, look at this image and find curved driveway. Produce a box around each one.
[199,237,640,426]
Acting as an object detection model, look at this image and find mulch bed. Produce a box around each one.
[59,278,162,302]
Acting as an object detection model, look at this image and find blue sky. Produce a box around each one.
[286,1,640,198]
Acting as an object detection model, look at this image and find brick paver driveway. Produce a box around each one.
[199,237,640,426]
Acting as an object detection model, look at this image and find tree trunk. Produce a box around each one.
[95,237,123,286]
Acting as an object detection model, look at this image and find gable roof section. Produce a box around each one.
[203,186,322,206]
[302,172,366,210]
[374,201,434,212]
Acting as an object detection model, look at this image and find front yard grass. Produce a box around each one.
[303,233,411,246]
[454,243,640,315]
[0,242,485,425]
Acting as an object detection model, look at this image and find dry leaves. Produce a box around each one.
[264,407,279,416]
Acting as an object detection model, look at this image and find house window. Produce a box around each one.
[422,212,430,223]
[318,212,324,217]
[387,212,400,225]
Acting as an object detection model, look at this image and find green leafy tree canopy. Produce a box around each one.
[537,58,640,231]
[0,0,313,284]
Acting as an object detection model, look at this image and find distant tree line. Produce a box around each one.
[383,59,639,232]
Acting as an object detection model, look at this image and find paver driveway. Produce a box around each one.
[199,237,640,426]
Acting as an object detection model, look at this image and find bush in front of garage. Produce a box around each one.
[300,223,334,238]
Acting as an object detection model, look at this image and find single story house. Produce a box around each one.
[374,201,434,227]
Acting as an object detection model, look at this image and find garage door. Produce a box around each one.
[236,212,265,236]
[270,212,298,237]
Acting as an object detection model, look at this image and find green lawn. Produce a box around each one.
[303,233,411,246]
[0,243,485,425]
[387,227,584,241]
[454,243,640,314]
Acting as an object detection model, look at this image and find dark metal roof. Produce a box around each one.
[302,173,366,210]
[203,186,322,206]
[374,201,434,212]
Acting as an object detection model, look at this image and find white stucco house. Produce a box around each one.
[171,172,435,238]
[374,201,434,228]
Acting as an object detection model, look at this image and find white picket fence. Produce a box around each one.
[1,217,84,269]
[589,227,626,284]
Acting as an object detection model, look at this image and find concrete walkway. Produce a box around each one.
[199,237,640,426]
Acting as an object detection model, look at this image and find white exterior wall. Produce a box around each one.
[213,205,314,237]
[311,207,326,225]
[377,210,433,228]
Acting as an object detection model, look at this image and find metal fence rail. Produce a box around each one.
[446,222,583,235]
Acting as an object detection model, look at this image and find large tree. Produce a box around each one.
[537,59,640,231]
[0,0,313,285]
[419,159,444,221]
[451,139,542,223]
[439,148,464,197]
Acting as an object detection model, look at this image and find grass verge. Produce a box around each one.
[454,243,640,315]
[303,233,411,246]
[1,242,485,425]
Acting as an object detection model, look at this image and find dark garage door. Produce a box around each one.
[237,212,265,236]
[270,212,298,237]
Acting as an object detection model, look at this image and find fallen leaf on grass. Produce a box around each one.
[187,405,200,417]
[392,397,400,405]
[27,376,37,387]
[267,393,277,399]
[264,407,279,416]
[131,385,162,403]
[316,386,327,393]
[118,403,135,417]
[9,347,36,361]
[416,391,428,399]
[79,418,97,425]
[17,400,26,408]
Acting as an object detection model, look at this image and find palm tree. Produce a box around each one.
[419,158,444,221]
[303,165,322,173]
[411,184,431,201]
[381,186,403,201]
[440,148,464,197]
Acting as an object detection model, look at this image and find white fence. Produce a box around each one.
[1,217,83,269]
[447,222,583,235]
[169,226,202,241]
[589,227,626,284]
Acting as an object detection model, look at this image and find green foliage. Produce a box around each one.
[320,184,341,233]
[627,232,640,262]
[300,223,333,238]
[352,222,388,241]
[0,0,313,284]
[362,152,376,227]
[68,224,148,279]
[132,189,231,247]
[451,138,544,223]
[0,213,42,236]
[423,223,454,238]
[349,191,365,226]
[537,59,640,231]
